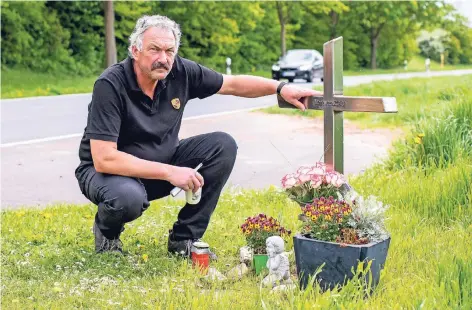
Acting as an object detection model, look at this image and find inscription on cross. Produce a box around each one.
[277,37,398,174]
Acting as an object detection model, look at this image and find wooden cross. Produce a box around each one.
[277,37,398,174]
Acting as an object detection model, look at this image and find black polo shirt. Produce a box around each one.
[77,55,224,169]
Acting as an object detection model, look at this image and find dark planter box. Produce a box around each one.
[293,234,390,291]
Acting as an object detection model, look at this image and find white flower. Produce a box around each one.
[298,173,311,184]
[308,162,326,176]
[324,171,345,187]
[297,166,313,175]
[281,173,298,188]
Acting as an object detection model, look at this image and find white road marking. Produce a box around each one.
[0,104,274,148]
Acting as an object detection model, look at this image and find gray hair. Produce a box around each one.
[128,15,181,58]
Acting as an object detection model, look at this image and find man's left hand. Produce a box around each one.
[280,84,322,111]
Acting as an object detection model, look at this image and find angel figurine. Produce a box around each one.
[262,236,291,287]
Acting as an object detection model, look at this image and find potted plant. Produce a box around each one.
[240,214,291,275]
[282,163,391,291]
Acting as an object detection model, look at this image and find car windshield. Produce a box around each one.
[283,51,313,62]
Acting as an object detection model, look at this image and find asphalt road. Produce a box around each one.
[2,69,471,209]
[3,69,471,145]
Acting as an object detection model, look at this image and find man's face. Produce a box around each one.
[132,27,176,81]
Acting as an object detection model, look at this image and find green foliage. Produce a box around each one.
[46,1,105,75]
[1,0,470,77]
[1,2,74,72]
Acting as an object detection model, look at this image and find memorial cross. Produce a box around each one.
[277,37,398,174]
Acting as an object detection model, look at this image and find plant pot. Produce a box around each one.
[293,234,391,291]
[253,254,269,275]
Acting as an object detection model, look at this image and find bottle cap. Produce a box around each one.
[192,241,209,249]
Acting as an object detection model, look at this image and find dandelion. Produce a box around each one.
[142,254,149,262]
[414,136,422,144]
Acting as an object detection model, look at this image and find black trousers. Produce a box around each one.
[75,132,238,240]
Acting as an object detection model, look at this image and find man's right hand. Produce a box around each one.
[167,166,204,193]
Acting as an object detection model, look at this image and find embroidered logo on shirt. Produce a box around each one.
[171,98,181,110]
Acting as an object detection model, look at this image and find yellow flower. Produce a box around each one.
[16,211,26,217]
[414,137,422,144]
[417,133,425,138]
[142,254,149,262]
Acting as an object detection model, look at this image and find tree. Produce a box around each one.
[104,0,117,67]
[275,1,288,56]
[1,2,73,72]
[350,1,448,70]
[46,1,104,74]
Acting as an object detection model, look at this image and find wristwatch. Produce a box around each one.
[277,81,288,96]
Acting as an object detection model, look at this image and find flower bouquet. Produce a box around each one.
[281,162,348,206]
[240,213,291,274]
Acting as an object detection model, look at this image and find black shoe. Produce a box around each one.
[167,230,217,260]
[93,222,123,254]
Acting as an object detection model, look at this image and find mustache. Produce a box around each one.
[152,61,170,70]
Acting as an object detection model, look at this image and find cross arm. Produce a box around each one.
[277,95,398,113]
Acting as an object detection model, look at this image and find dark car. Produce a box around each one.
[272,49,323,83]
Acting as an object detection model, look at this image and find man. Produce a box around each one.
[75,15,321,256]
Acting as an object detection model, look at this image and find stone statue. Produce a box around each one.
[239,246,253,265]
[227,246,252,280]
[262,236,291,288]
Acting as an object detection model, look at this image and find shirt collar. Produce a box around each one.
[124,56,176,92]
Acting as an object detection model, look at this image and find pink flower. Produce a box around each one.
[309,174,323,188]
[308,162,326,176]
[281,173,298,188]
[324,171,345,188]
[298,173,311,184]
[297,166,313,175]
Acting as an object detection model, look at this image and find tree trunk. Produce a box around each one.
[276,2,286,57]
[280,23,286,57]
[370,24,384,70]
[329,10,338,40]
[370,36,378,70]
[104,0,117,67]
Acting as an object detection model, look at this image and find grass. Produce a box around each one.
[261,74,472,129]
[344,54,472,76]
[1,68,98,99]
[2,75,472,308]
[2,188,471,308]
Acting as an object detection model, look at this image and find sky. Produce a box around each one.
[447,0,472,27]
